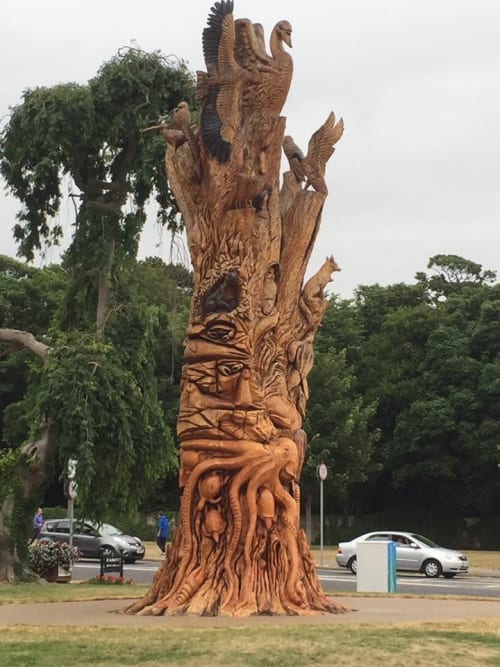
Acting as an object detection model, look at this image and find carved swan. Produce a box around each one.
[235,18,293,117]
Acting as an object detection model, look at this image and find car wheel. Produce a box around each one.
[443,572,456,579]
[423,559,442,578]
[348,557,358,575]
[99,546,117,559]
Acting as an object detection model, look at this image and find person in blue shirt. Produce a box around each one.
[156,512,170,555]
[30,507,44,544]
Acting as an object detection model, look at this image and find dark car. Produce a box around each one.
[39,519,145,563]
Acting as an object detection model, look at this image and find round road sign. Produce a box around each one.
[65,479,78,500]
[318,463,328,481]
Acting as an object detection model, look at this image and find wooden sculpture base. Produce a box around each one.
[125,528,348,617]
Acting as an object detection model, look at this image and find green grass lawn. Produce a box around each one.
[2,551,500,666]
[0,582,149,605]
[1,621,500,666]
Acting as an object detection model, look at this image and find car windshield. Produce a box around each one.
[411,533,440,548]
[87,522,123,536]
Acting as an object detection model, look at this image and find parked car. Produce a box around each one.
[39,519,145,563]
[336,531,469,578]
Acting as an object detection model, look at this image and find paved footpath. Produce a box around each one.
[1,596,500,627]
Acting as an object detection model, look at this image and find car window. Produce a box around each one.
[392,534,409,545]
[55,522,70,534]
[98,523,123,536]
[80,523,96,536]
[366,534,391,541]
[44,521,57,532]
[411,533,439,548]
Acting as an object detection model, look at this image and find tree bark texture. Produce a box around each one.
[127,2,346,617]
[0,423,55,582]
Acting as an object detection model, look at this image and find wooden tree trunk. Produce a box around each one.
[126,2,346,617]
[0,331,52,582]
[0,424,55,582]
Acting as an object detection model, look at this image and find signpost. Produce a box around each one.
[317,463,328,566]
[65,459,78,550]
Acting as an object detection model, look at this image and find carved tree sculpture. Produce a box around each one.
[127,0,345,617]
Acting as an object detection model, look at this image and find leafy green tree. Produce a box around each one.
[0,257,68,449]
[351,259,500,515]
[390,285,500,513]
[416,254,496,301]
[1,47,195,331]
[303,297,380,520]
[304,348,379,514]
[313,259,499,520]
[0,49,196,580]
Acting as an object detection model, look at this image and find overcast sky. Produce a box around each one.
[1,0,499,298]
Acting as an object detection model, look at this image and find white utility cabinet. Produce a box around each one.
[356,540,397,593]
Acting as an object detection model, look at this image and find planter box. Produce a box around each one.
[43,565,72,583]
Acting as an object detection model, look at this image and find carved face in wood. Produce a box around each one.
[183,358,254,404]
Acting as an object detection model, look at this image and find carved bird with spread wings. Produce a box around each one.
[197,0,246,163]
[283,112,344,195]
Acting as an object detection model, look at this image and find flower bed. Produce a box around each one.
[28,541,80,577]
[86,575,136,585]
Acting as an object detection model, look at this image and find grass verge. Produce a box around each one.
[2,620,500,666]
[0,582,148,605]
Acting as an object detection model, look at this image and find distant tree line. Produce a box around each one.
[304,254,500,523]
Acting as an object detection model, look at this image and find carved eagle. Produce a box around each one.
[197,0,245,163]
[283,112,344,194]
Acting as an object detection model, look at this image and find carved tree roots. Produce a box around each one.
[126,1,347,617]
[127,439,346,616]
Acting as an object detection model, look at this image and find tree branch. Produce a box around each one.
[0,328,50,362]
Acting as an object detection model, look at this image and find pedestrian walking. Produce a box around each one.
[156,511,170,555]
[30,507,44,544]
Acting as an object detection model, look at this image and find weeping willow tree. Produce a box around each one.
[0,48,196,581]
[126,1,347,617]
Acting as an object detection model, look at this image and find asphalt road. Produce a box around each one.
[73,559,500,598]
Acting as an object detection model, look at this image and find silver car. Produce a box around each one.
[336,530,469,578]
[39,519,145,563]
